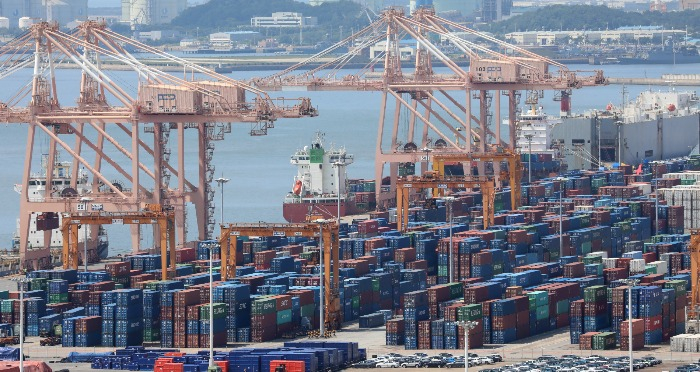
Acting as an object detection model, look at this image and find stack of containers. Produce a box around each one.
[115,289,143,347]
[142,290,160,342]
[583,285,608,332]
[25,298,46,337]
[75,316,101,347]
[637,286,662,344]
[62,316,81,347]
[47,280,68,304]
[491,299,517,343]
[620,319,645,350]
[403,290,429,349]
[665,280,687,335]
[385,318,404,345]
[173,289,199,348]
[105,261,131,288]
[251,296,277,342]
[213,283,251,343]
[457,304,484,348]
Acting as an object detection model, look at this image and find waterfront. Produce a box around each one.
[2,63,700,255]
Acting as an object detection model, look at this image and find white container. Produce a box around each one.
[588,251,608,259]
[649,260,667,276]
[629,259,646,274]
[630,182,652,195]
[18,17,33,29]
[0,17,9,29]
[602,258,617,269]
[659,186,700,229]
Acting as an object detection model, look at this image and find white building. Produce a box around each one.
[505,27,686,46]
[0,0,87,28]
[209,31,260,48]
[121,0,188,26]
[251,12,317,28]
[369,40,415,59]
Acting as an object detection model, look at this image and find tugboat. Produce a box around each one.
[282,133,374,223]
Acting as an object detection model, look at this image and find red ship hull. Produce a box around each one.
[283,200,358,223]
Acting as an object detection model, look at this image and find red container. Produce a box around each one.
[620,319,644,336]
[273,295,293,311]
[584,302,607,316]
[579,332,598,350]
[70,290,90,305]
[405,260,428,270]
[175,248,196,263]
[386,318,405,334]
[105,261,131,277]
[75,316,101,333]
[563,262,585,278]
[394,248,416,263]
[570,300,585,317]
[251,324,277,342]
[491,314,516,330]
[644,315,662,331]
[287,289,314,306]
[270,361,305,372]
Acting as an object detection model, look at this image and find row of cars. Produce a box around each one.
[352,352,503,369]
[479,355,662,372]
[675,359,700,371]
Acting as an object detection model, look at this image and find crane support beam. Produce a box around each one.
[219,222,341,331]
[396,175,495,232]
[60,204,176,280]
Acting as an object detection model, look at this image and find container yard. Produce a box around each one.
[0,156,697,372]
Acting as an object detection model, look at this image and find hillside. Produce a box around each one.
[171,0,367,30]
[487,5,700,35]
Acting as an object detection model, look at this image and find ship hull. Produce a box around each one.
[283,200,361,223]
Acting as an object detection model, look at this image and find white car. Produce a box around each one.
[477,357,495,365]
[376,361,399,368]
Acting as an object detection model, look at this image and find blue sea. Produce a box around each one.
[1,63,699,255]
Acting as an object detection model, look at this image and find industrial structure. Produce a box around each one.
[0,21,316,270]
[0,0,88,28]
[253,7,606,210]
[121,0,188,27]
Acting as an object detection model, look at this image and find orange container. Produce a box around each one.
[216,360,229,372]
[164,352,185,357]
[270,360,305,372]
[163,363,184,372]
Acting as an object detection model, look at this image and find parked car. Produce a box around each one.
[400,359,422,368]
[376,361,400,368]
[353,360,377,369]
[423,358,446,368]
[485,354,503,363]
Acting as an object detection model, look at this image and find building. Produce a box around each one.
[121,0,187,26]
[209,31,260,49]
[505,27,686,46]
[482,0,512,22]
[0,0,87,28]
[681,0,700,9]
[309,0,341,5]
[251,12,317,28]
[369,40,415,59]
[134,30,180,42]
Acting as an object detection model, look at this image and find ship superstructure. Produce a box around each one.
[283,133,369,222]
[12,155,108,267]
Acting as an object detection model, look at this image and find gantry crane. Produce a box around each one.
[61,204,176,280]
[690,229,700,319]
[251,7,606,209]
[396,175,495,231]
[0,21,316,269]
[431,150,523,210]
[219,222,340,331]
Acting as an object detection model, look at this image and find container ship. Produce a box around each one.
[512,89,700,172]
[10,156,108,269]
[283,133,374,223]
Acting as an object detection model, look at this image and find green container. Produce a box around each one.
[200,303,227,319]
[527,291,549,308]
[535,306,549,321]
[252,297,277,315]
[581,242,592,255]
[1,300,13,314]
[447,283,462,299]
[143,328,161,341]
[114,283,124,290]
[301,304,316,317]
[664,280,687,297]
[584,285,607,302]
[493,262,504,275]
[583,255,603,265]
[372,280,380,292]
[276,309,292,324]
[352,296,360,308]
[592,332,616,350]
[0,291,9,300]
[645,265,656,274]
[458,304,482,321]
[528,297,537,311]
[30,278,47,291]
[49,293,69,304]
[556,299,570,315]
[437,266,448,277]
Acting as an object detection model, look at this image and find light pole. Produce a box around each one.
[654,179,659,236]
[212,176,229,370]
[11,276,29,372]
[616,121,623,164]
[444,196,455,282]
[80,197,92,272]
[457,320,478,372]
[524,134,533,183]
[333,161,343,222]
[317,219,329,336]
[621,278,640,372]
[559,179,564,258]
